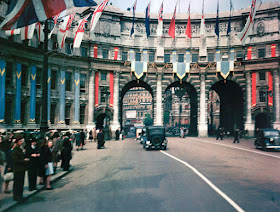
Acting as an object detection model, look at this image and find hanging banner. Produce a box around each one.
[95,71,99,107]
[271,44,276,57]
[110,72,114,107]
[94,45,98,58]
[114,47,118,60]
[247,47,252,60]
[173,50,190,80]
[0,60,6,123]
[15,63,22,123]
[252,72,256,107]
[268,72,273,106]
[131,50,147,79]
[47,69,51,123]
[74,72,80,124]
[30,66,36,122]
[216,49,235,79]
[59,70,65,124]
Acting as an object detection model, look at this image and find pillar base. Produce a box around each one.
[244,122,255,137]
[28,122,37,129]
[13,123,22,129]
[198,123,208,137]
[273,122,280,131]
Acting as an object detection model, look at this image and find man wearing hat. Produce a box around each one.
[25,137,40,191]
[12,135,29,201]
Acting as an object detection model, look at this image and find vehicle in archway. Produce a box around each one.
[143,126,168,150]
[254,129,280,151]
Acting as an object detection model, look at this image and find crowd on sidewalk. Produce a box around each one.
[0,129,87,202]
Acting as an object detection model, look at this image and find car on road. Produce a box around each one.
[143,126,167,150]
[255,129,280,151]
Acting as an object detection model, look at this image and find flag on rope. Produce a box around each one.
[0,0,99,31]
[145,1,151,38]
[185,3,191,39]
[73,15,90,48]
[20,23,36,40]
[168,3,177,39]
[36,22,45,42]
[156,1,163,37]
[49,12,61,39]
[57,13,75,48]
[200,0,205,36]
[130,0,137,37]
[215,0,219,37]
[5,28,20,36]
[237,0,257,45]
[227,0,233,35]
[90,0,109,33]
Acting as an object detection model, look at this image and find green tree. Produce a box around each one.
[164,111,170,125]
[143,113,153,126]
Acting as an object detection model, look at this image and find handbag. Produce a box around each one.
[3,172,14,181]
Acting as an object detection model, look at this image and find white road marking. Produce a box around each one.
[160,150,245,212]
[190,138,280,160]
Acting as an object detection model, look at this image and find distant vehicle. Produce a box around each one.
[255,129,280,151]
[143,126,167,150]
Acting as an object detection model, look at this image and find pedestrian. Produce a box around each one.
[233,128,240,143]
[97,129,105,149]
[61,132,72,171]
[89,130,93,142]
[92,128,97,142]
[80,129,85,150]
[42,140,54,190]
[115,128,120,140]
[51,131,61,173]
[25,137,40,191]
[180,127,184,138]
[12,135,29,202]
[3,134,15,194]
[75,131,82,151]
[216,127,224,140]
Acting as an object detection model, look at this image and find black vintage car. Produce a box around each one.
[143,126,168,150]
[255,129,280,151]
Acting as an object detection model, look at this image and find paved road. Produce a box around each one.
[9,137,280,212]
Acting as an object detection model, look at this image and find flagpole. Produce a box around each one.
[40,19,50,134]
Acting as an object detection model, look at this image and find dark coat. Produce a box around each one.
[4,149,13,174]
[25,144,40,168]
[12,146,28,172]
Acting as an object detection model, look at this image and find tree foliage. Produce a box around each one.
[143,113,153,126]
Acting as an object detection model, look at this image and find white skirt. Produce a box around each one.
[46,162,54,176]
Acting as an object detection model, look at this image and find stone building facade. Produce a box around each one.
[0,2,279,137]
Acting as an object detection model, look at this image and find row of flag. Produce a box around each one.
[132,0,257,45]
[1,0,258,48]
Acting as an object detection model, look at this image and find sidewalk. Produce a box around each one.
[0,166,73,212]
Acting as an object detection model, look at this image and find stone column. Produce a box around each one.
[73,70,80,125]
[0,60,6,125]
[28,65,37,126]
[87,70,95,129]
[198,73,208,137]
[57,69,66,127]
[273,69,280,129]
[111,72,120,132]
[14,63,22,127]
[244,71,255,137]
[155,73,163,126]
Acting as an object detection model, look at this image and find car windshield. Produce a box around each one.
[264,131,279,137]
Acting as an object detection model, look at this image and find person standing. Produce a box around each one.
[233,129,240,143]
[97,129,105,149]
[61,132,72,171]
[115,129,120,141]
[75,131,81,151]
[12,135,29,202]
[51,132,61,173]
[25,138,40,191]
[42,140,54,190]
[216,127,224,140]
[80,130,85,150]
[89,130,93,142]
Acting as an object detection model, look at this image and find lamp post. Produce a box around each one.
[40,19,54,134]
[210,101,213,135]
[103,87,110,140]
[266,87,273,128]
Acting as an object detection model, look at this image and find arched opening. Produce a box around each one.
[120,80,154,135]
[96,113,106,130]
[255,113,268,130]
[210,80,244,135]
[164,81,198,136]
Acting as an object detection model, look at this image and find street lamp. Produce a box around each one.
[103,87,110,140]
[265,87,273,128]
[40,19,54,134]
[210,101,213,135]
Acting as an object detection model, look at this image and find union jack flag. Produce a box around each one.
[0,0,98,30]
[74,15,90,48]
[159,1,163,21]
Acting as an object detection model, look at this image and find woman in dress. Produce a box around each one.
[41,139,54,190]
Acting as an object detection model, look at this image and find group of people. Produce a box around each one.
[0,130,73,202]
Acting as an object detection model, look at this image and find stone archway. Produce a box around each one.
[120,80,154,129]
[164,81,198,136]
[210,80,244,134]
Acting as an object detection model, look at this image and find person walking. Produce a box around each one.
[12,135,29,202]
[51,131,61,173]
[233,128,240,143]
[25,138,40,191]
[97,129,105,149]
[61,132,72,171]
[89,130,93,142]
[42,140,54,190]
[80,130,85,150]
[216,127,224,140]
[75,131,82,151]
[115,129,120,140]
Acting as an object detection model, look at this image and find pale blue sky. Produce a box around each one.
[109,0,279,14]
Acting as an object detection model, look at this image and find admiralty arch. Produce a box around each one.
[0,2,279,137]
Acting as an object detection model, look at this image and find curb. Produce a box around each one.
[1,167,73,212]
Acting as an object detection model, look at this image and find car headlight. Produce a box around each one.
[270,138,273,141]
[146,141,151,144]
